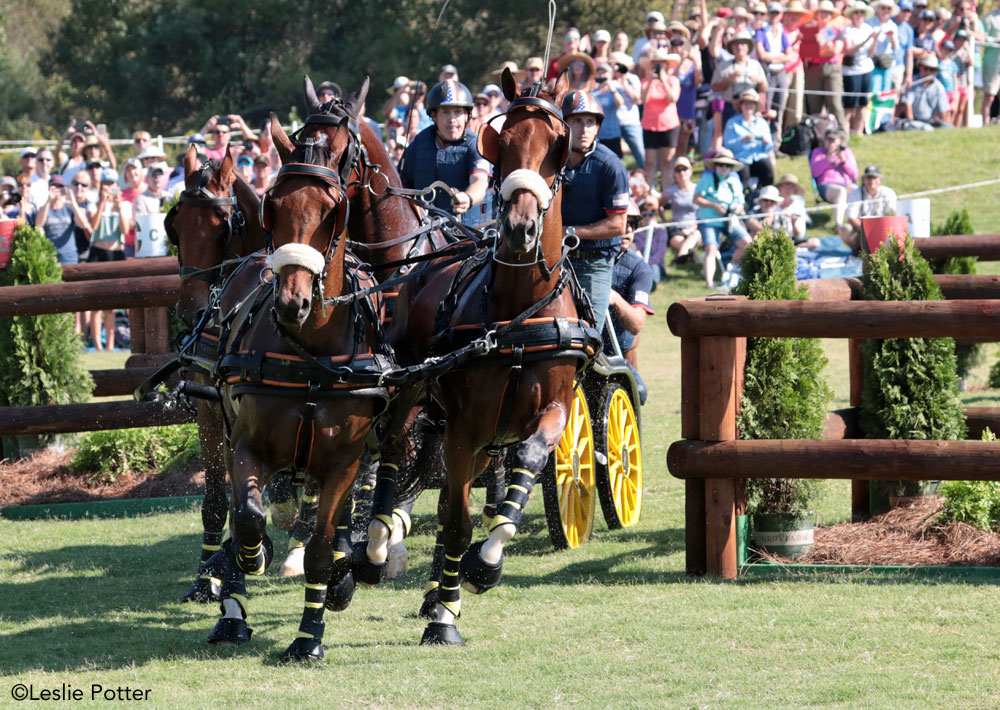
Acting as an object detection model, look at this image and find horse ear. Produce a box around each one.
[477,122,500,166]
[347,77,370,116]
[501,68,520,101]
[183,144,199,178]
[346,77,370,131]
[219,149,235,185]
[303,75,321,114]
[552,70,571,106]
[270,112,294,163]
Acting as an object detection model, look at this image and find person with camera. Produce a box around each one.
[608,52,645,166]
[755,2,794,143]
[397,79,491,228]
[35,176,91,266]
[800,0,848,130]
[809,127,857,238]
[640,48,683,193]
[4,176,35,224]
[592,62,626,156]
[693,148,750,289]
[199,114,256,162]
[87,169,131,350]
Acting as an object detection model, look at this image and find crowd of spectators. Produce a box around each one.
[2,0,998,347]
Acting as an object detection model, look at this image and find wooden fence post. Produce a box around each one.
[699,335,744,579]
[144,307,170,354]
[849,338,869,519]
[681,337,705,575]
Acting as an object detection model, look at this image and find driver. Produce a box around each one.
[560,90,630,332]
[398,79,492,227]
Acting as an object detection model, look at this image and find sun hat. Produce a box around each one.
[387,76,409,95]
[734,88,761,108]
[20,147,37,158]
[124,157,143,172]
[609,51,635,70]
[732,7,754,21]
[847,1,875,18]
[750,2,769,14]
[783,0,814,21]
[638,48,682,72]
[757,185,781,203]
[675,156,692,171]
[666,20,692,40]
[100,168,119,184]
[148,161,169,174]
[816,0,840,15]
[557,51,597,74]
[646,11,665,23]
[525,56,545,71]
[0,176,17,188]
[706,147,744,170]
[727,30,757,52]
[236,155,253,168]
[919,54,939,70]
[83,135,101,149]
[136,145,168,160]
[768,1,785,13]
[491,61,525,82]
[483,83,501,96]
[594,29,611,43]
[777,173,806,194]
[871,0,896,10]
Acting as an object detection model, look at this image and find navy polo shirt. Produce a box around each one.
[607,248,654,353]
[561,143,629,255]
[398,126,492,227]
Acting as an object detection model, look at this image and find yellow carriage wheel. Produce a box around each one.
[594,384,642,529]
[541,385,596,550]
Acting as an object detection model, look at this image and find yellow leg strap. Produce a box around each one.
[424,580,440,594]
[489,514,515,532]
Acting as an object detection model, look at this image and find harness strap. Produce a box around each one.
[293,391,319,472]
[486,345,524,456]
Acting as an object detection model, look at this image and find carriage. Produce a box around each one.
[155,71,646,655]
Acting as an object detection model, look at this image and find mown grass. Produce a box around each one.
[2,127,1000,708]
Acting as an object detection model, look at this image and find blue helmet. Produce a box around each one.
[560,90,604,125]
[426,79,474,111]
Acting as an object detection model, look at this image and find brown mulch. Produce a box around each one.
[0,447,205,507]
[757,497,1000,567]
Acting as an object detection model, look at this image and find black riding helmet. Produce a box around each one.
[426,79,474,112]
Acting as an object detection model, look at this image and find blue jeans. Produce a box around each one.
[619,123,645,168]
[569,253,614,333]
[699,220,750,248]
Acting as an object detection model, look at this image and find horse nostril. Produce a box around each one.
[300,298,310,317]
[503,217,515,235]
[525,220,538,240]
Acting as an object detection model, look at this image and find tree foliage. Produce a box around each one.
[927,209,981,378]
[8,0,655,137]
[0,223,93,412]
[734,227,832,514]
[859,234,965,441]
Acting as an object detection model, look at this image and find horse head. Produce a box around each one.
[480,69,570,257]
[168,145,242,326]
[264,78,369,327]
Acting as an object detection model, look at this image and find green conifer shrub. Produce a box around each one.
[928,209,981,378]
[0,223,92,417]
[734,227,833,514]
[859,234,965,440]
[71,424,201,484]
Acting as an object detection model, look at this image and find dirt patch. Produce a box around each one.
[0,447,205,507]
[757,497,1000,567]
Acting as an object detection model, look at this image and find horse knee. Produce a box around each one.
[234,502,266,543]
[516,437,548,476]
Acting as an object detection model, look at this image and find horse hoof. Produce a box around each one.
[207,617,252,645]
[325,567,356,612]
[351,541,386,587]
[384,541,409,580]
[420,622,465,646]
[419,588,440,620]
[182,576,221,603]
[459,540,502,595]
[280,637,324,663]
[278,546,305,578]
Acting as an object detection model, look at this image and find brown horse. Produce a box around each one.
[382,69,599,645]
[162,149,318,603]
[208,79,400,662]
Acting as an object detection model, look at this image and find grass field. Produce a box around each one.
[2,127,1000,708]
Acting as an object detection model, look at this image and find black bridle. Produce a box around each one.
[165,163,246,284]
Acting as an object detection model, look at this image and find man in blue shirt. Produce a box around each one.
[591,62,624,157]
[560,90,630,332]
[607,201,654,404]
[398,79,491,227]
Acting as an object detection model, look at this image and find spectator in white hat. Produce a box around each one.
[843,164,897,250]
[591,28,612,63]
[633,13,668,67]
